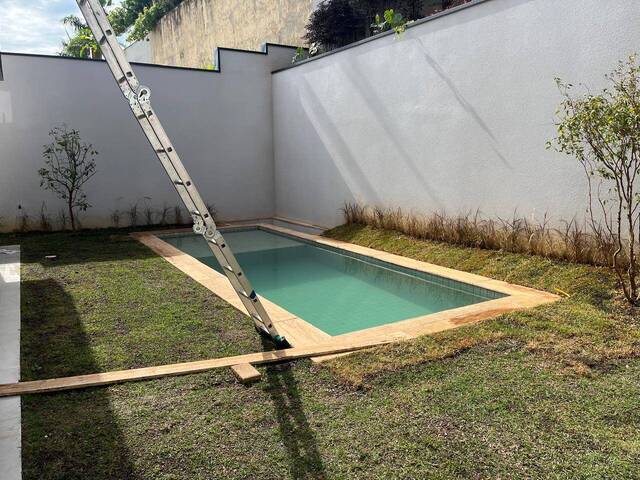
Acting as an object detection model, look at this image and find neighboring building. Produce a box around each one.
[124,0,470,68]
[124,38,153,64]
[127,0,318,68]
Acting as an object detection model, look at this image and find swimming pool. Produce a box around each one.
[161,228,506,336]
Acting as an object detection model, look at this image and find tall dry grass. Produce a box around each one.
[342,203,619,267]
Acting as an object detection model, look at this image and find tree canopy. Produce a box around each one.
[61,0,185,58]
[61,0,469,59]
[305,0,467,53]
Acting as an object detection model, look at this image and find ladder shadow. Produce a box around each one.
[21,279,137,478]
[262,339,326,479]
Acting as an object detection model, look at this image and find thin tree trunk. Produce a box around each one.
[68,197,76,231]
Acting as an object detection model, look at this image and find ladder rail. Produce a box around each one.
[76,0,285,344]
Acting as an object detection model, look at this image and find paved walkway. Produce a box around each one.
[0,245,21,479]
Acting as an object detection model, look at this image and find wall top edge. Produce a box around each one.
[0,42,302,75]
[271,0,492,75]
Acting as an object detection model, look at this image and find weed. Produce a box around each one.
[127,202,139,227]
[38,202,52,231]
[173,205,184,225]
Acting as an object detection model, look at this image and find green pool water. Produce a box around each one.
[161,229,504,336]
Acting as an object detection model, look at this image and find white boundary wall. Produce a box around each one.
[273,0,640,227]
[2,0,640,232]
[0,45,295,231]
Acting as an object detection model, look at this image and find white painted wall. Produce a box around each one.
[3,0,639,232]
[0,45,294,231]
[272,0,640,227]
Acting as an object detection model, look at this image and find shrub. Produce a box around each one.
[549,55,640,305]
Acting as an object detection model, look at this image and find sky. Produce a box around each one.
[0,0,120,55]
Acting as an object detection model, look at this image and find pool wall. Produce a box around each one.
[132,223,559,360]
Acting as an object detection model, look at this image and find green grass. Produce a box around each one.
[2,229,269,381]
[3,225,640,479]
[325,225,640,386]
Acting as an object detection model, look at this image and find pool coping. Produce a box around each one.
[131,224,559,362]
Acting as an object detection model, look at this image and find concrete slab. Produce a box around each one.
[0,245,21,480]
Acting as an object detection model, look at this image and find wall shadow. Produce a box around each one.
[20,279,138,479]
[414,37,512,169]
[339,61,446,208]
[299,78,381,206]
[262,344,326,479]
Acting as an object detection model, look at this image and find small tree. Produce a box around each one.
[549,55,640,305]
[39,126,97,231]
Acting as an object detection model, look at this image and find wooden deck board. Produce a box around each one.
[0,338,395,397]
[230,363,261,384]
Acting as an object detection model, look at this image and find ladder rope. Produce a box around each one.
[76,0,286,344]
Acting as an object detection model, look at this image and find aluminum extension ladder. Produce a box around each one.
[75,0,287,346]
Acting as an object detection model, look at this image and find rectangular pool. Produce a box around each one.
[161,228,505,336]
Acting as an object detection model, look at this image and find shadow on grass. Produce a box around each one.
[264,358,326,480]
[20,279,137,479]
[21,279,105,379]
[1,228,160,267]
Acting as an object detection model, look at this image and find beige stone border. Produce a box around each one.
[132,224,558,362]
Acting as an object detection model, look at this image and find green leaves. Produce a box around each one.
[38,126,98,230]
[372,9,410,36]
[549,54,640,305]
[60,0,182,57]
[60,1,124,58]
[121,0,184,42]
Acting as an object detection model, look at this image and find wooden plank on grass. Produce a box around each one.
[0,338,397,397]
[231,363,261,384]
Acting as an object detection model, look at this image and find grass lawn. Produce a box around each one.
[2,225,640,479]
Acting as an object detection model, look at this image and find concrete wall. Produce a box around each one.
[272,0,640,228]
[0,45,295,232]
[150,0,315,68]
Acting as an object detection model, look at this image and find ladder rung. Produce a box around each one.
[226,267,243,277]
[240,289,256,299]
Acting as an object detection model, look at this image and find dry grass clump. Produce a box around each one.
[342,203,618,267]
